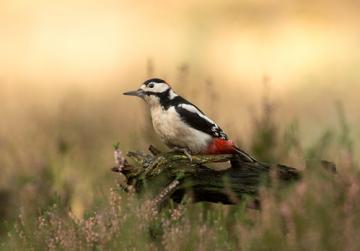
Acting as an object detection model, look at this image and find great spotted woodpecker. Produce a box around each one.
[123,78,256,162]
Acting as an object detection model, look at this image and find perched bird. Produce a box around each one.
[123,78,256,162]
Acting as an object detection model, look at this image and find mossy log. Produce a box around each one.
[112,145,335,209]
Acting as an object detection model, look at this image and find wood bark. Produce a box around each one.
[112,145,336,209]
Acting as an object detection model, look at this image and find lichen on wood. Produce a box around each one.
[111,144,337,211]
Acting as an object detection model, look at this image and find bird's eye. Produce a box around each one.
[148,83,155,88]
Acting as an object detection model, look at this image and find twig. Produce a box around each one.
[150,179,181,212]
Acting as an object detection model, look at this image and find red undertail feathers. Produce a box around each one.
[207,138,257,163]
[207,138,237,154]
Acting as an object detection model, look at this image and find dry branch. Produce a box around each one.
[111,145,335,208]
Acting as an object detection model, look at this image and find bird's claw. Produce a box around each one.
[169,147,193,162]
[182,150,193,162]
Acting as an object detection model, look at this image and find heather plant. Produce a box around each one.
[0,73,358,250]
[3,159,360,251]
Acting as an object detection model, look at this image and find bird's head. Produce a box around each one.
[123,78,176,107]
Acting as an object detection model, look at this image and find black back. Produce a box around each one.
[174,101,228,140]
[160,94,228,140]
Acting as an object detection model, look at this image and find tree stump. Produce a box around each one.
[111,145,336,210]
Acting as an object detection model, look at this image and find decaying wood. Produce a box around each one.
[111,145,335,209]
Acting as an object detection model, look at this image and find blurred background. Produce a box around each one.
[0,0,359,224]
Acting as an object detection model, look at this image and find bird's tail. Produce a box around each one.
[207,138,257,163]
[233,146,258,163]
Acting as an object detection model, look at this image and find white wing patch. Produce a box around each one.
[178,104,216,124]
[177,103,227,139]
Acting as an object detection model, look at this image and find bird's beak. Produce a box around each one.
[123,89,145,98]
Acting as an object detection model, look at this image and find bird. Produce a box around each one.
[123,78,257,163]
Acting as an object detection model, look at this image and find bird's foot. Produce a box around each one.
[169,147,193,162]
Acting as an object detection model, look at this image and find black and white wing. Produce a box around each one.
[174,103,228,139]
[173,97,258,163]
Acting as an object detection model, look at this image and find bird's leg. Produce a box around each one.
[169,147,193,162]
[181,149,193,162]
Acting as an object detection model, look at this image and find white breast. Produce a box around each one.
[150,105,212,153]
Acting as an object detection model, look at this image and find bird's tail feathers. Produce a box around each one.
[233,146,257,163]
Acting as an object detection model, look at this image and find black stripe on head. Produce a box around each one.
[143,78,166,86]
[144,88,171,101]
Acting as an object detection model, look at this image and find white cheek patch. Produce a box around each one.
[154,83,170,93]
[169,90,178,99]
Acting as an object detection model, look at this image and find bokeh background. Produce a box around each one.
[0,0,359,247]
